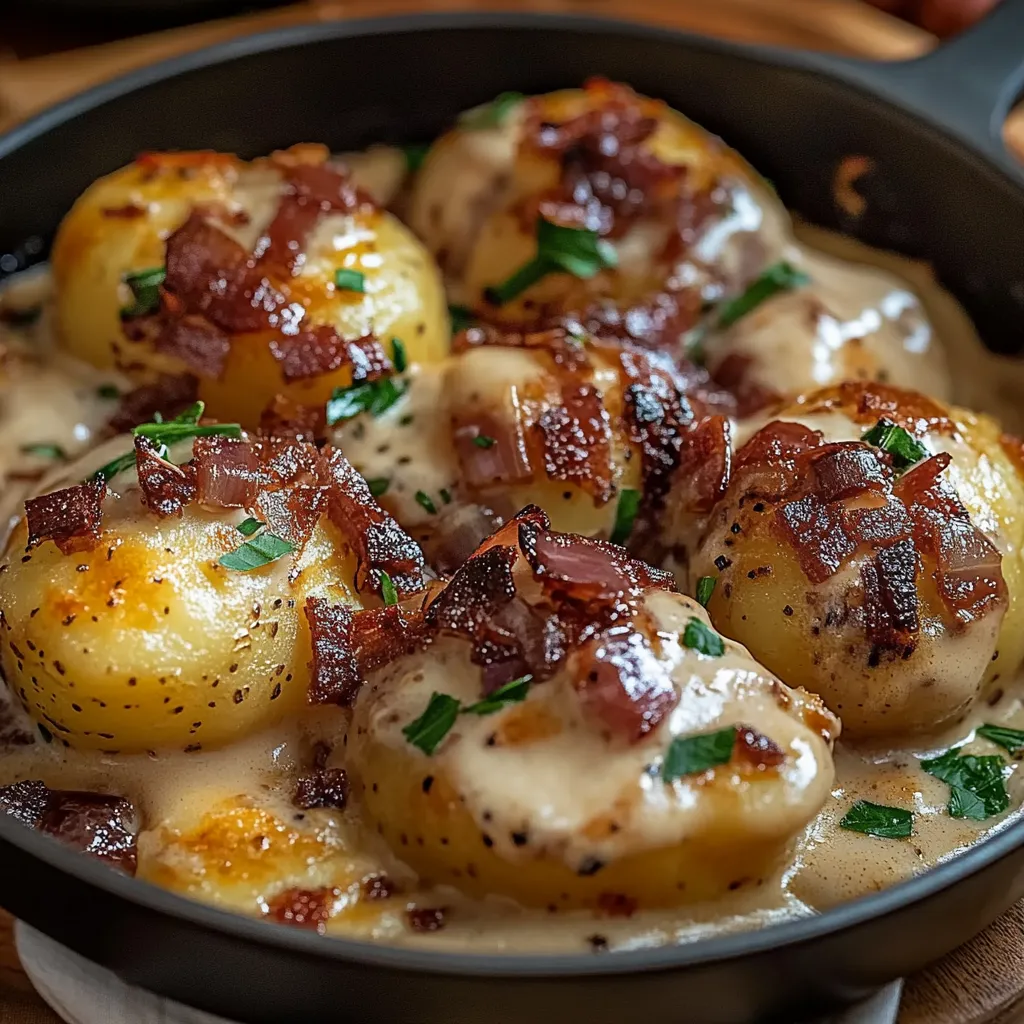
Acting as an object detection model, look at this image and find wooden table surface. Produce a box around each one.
[0,1,1022,1022]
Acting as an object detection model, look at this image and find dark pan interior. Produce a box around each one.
[1,14,1024,1024]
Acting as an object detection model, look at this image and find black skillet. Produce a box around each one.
[0,8,1023,1023]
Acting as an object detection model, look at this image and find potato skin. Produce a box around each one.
[691,383,1024,738]
[349,590,837,910]
[52,148,448,427]
[0,463,358,753]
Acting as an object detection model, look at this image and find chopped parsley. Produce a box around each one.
[860,418,929,470]
[366,477,390,498]
[682,617,725,657]
[132,401,241,447]
[334,268,366,293]
[391,337,408,374]
[714,261,810,329]
[440,488,452,505]
[662,727,736,781]
[119,266,165,318]
[402,693,461,755]
[404,677,533,754]
[976,724,1024,756]
[218,523,295,572]
[472,435,496,449]
[325,377,405,425]
[20,443,66,460]
[462,676,532,716]
[96,384,121,400]
[921,746,1010,821]
[449,305,475,333]
[839,800,913,839]
[609,488,640,546]
[401,142,431,172]
[90,450,141,484]
[415,490,438,515]
[458,91,525,130]
[380,571,399,607]
[485,217,618,306]
[695,575,716,607]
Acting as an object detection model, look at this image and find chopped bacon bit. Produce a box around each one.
[862,539,920,654]
[572,625,678,742]
[268,328,391,383]
[0,780,138,875]
[268,887,338,933]
[258,394,326,442]
[294,767,349,810]
[426,545,518,638]
[731,420,825,503]
[349,604,430,677]
[810,444,888,504]
[533,383,614,504]
[134,435,196,517]
[453,412,533,491]
[153,314,232,379]
[668,414,732,518]
[734,726,786,769]
[304,597,359,707]
[424,503,503,577]
[518,523,674,602]
[107,373,199,433]
[406,907,447,932]
[253,438,326,549]
[792,381,952,436]
[193,435,260,508]
[773,494,856,585]
[565,287,703,352]
[361,874,398,900]
[25,479,105,555]
[321,446,425,594]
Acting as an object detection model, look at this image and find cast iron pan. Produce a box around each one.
[0,8,1023,1024]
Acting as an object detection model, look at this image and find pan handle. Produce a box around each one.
[832,0,1024,175]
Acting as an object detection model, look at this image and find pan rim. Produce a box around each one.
[1,7,1023,979]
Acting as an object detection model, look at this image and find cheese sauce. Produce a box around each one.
[1,219,1023,953]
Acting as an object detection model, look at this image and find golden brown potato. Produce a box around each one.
[348,517,837,911]
[690,382,1024,738]
[52,145,448,427]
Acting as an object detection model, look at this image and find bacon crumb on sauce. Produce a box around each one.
[25,479,105,555]
[304,505,679,742]
[293,766,350,810]
[406,906,447,932]
[268,887,339,933]
[135,435,196,517]
[0,779,138,875]
[730,418,1006,655]
[120,148,385,386]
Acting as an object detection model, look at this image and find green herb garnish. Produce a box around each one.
[119,266,166,318]
[90,451,140,484]
[402,143,432,172]
[682,617,725,657]
[662,727,736,782]
[236,517,263,537]
[458,91,525,130]
[462,675,532,716]
[391,337,407,374]
[696,575,716,608]
[96,384,121,400]
[976,724,1024,756]
[440,488,452,505]
[714,261,809,329]
[860,418,929,470]
[449,305,475,333]
[20,443,66,460]
[485,217,618,305]
[325,378,405,425]
[218,529,295,572]
[133,401,241,446]
[366,477,390,498]
[415,490,438,515]
[473,435,496,449]
[609,488,640,546]
[402,692,461,755]
[921,747,1010,821]
[380,571,399,607]
[839,800,913,839]
[334,268,366,293]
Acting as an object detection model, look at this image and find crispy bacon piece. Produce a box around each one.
[668,414,732,520]
[253,438,326,549]
[25,479,105,555]
[193,435,260,508]
[861,539,920,655]
[134,435,196,517]
[565,287,703,352]
[268,329,391,384]
[424,503,503,576]
[268,887,338,933]
[811,444,888,504]
[425,545,518,637]
[774,494,857,585]
[258,394,326,442]
[452,412,533,491]
[152,314,233,379]
[731,421,825,503]
[107,373,199,433]
[572,625,678,742]
[294,767,349,810]
[0,780,138,875]
[304,598,359,706]
[321,446,425,594]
